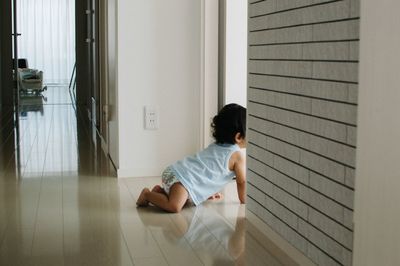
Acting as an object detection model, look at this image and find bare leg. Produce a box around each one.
[143,183,189,213]
[137,185,167,207]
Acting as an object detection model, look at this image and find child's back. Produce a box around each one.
[170,142,242,205]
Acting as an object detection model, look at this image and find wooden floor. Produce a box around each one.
[0,86,296,266]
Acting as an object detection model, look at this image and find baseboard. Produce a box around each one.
[246,209,316,266]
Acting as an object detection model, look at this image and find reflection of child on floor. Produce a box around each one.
[180,206,246,264]
[136,205,246,264]
[137,104,247,213]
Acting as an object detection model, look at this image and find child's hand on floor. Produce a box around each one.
[208,192,223,200]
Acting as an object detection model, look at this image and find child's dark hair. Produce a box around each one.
[211,103,246,144]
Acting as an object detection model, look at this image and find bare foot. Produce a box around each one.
[152,185,165,194]
[208,192,224,200]
[136,188,150,207]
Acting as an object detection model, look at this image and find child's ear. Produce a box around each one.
[234,132,243,143]
[235,132,246,148]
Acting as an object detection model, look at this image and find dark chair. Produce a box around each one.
[18,58,28,68]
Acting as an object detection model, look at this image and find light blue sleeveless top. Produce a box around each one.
[170,143,241,205]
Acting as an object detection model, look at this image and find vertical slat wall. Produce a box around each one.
[246,1,359,265]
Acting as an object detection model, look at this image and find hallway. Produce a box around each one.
[0,88,295,265]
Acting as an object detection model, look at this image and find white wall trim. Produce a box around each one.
[200,0,219,149]
[199,0,206,149]
[353,1,400,265]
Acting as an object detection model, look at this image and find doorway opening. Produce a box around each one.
[14,0,78,176]
[16,0,76,110]
[219,0,248,108]
[1,0,116,177]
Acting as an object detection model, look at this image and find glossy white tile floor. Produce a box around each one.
[0,86,296,265]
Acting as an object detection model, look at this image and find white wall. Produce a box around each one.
[225,0,247,107]
[117,0,202,177]
[353,1,400,265]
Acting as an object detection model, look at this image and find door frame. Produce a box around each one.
[0,0,14,109]
[218,0,226,111]
[104,0,119,170]
[98,0,109,154]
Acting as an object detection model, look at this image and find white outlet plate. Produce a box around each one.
[144,106,158,130]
